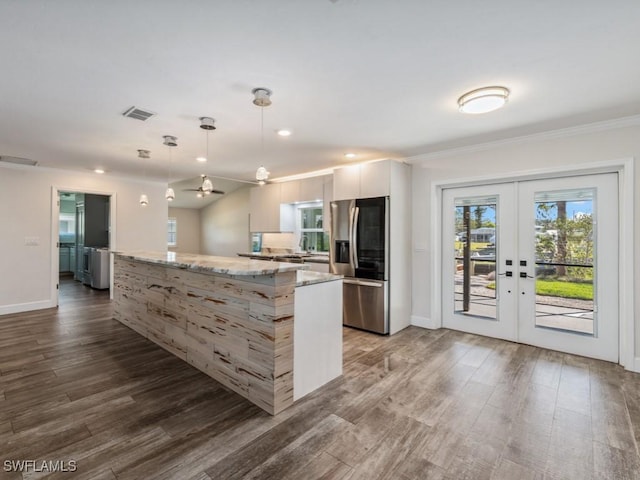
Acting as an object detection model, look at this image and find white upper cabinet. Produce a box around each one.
[299,176,324,202]
[279,180,300,204]
[250,183,284,232]
[323,176,333,233]
[333,165,361,201]
[249,174,332,232]
[360,160,391,198]
[333,159,397,200]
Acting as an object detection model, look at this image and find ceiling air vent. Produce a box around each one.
[0,156,38,166]
[122,106,155,121]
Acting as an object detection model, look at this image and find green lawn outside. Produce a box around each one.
[486,279,593,300]
[536,279,593,300]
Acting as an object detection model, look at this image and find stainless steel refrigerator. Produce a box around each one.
[330,197,389,334]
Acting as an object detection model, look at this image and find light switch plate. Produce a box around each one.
[24,236,39,246]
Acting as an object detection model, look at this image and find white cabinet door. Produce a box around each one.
[323,176,333,232]
[298,176,324,202]
[360,161,390,198]
[280,180,300,204]
[59,247,70,272]
[249,184,281,232]
[333,165,361,200]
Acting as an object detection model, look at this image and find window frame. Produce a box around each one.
[167,217,177,247]
[296,203,328,253]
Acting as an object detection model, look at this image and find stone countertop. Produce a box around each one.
[115,251,307,276]
[296,270,342,287]
[237,252,330,264]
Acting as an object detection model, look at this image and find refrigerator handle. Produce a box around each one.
[352,206,360,269]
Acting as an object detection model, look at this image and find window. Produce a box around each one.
[297,204,329,253]
[59,213,75,234]
[167,217,177,247]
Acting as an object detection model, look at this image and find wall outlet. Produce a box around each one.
[24,236,40,246]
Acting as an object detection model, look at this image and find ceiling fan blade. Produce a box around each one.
[182,188,203,192]
[211,190,225,195]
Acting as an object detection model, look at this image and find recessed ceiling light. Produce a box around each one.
[94,168,105,174]
[196,157,207,163]
[277,129,292,137]
[344,153,357,159]
[458,86,510,114]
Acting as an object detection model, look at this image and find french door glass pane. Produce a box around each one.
[453,197,497,320]
[533,189,595,335]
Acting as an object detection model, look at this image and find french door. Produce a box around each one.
[442,173,619,362]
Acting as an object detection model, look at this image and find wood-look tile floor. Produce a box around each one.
[1,279,639,479]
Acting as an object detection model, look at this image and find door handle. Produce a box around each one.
[498,271,513,277]
[352,207,360,269]
[344,279,383,288]
[519,272,534,279]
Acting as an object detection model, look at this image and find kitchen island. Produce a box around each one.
[113,251,342,415]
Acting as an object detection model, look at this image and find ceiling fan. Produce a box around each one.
[183,175,225,197]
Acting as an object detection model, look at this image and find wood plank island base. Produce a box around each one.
[113,251,342,415]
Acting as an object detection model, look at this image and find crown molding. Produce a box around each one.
[407,114,640,165]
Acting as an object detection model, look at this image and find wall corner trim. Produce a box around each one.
[411,315,440,330]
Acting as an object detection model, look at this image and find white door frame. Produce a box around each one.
[430,158,635,370]
[50,186,117,306]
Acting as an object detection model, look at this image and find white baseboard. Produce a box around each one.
[0,299,56,316]
[631,357,640,373]
[411,314,440,330]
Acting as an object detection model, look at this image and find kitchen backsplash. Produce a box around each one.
[261,233,297,254]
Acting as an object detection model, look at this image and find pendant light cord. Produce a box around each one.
[260,106,264,158]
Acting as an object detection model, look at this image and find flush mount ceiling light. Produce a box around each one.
[277,129,291,137]
[94,168,105,174]
[458,86,510,114]
[163,135,177,202]
[344,152,357,159]
[252,87,273,184]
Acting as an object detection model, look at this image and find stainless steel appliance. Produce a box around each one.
[330,197,389,334]
[90,248,110,289]
[82,246,92,285]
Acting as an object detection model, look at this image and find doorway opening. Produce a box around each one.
[57,191,111,305]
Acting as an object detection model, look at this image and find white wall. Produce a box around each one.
[0,164,168,314]
[410,121,639,367]
[168,207,201,254]
[200,186,250,257]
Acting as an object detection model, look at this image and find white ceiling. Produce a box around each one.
[1,1,639,186]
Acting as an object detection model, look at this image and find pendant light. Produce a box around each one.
[163,136,177,202]
[202,176,214,194]
[199,117,215,195]
[198,117,216,163]
[252,87,272,185]
[138,149,151,207]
